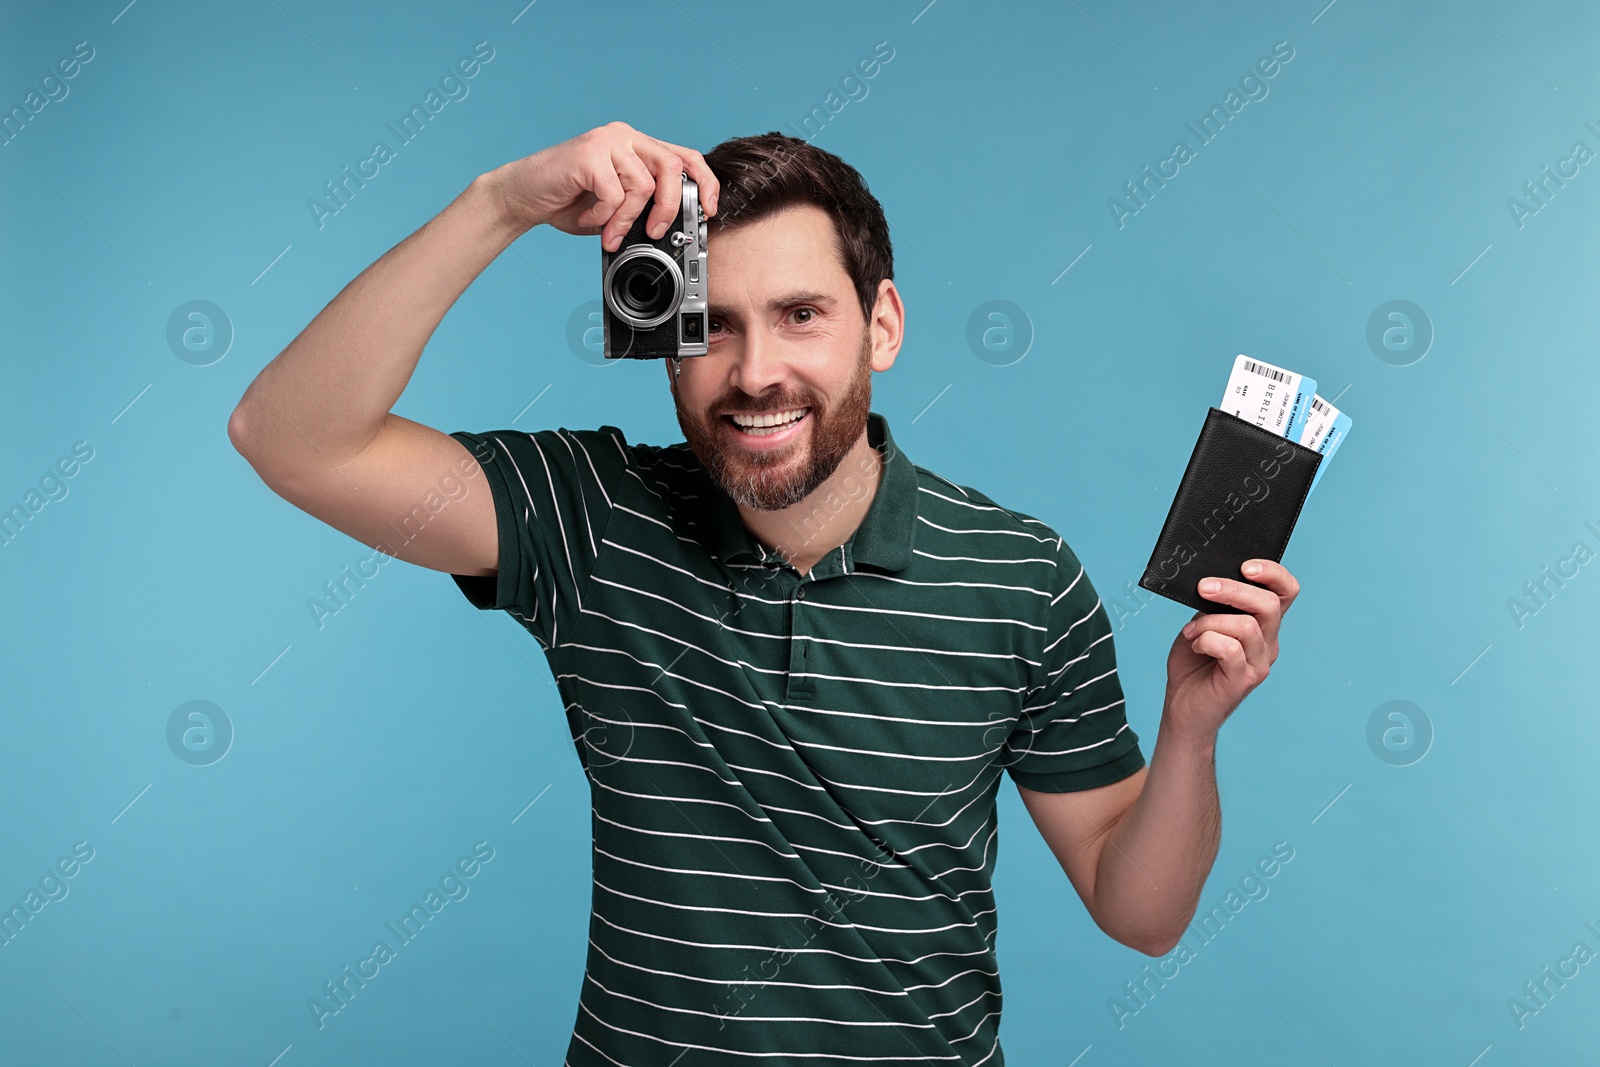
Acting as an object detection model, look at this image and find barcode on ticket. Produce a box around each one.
[1242,359,1289,384]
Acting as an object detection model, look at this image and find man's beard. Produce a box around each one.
[674,330,873,512]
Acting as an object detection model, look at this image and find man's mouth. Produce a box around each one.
[722,407,810,438]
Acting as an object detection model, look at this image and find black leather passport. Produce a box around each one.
[1138,407,1322,614]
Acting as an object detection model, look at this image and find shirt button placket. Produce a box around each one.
[787,583,811,701]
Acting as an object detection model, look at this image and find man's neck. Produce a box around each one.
[737,428,884,577]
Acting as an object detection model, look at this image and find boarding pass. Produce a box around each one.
[1220,354,1351,494]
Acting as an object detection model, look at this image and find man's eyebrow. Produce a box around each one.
[709,291,838,317]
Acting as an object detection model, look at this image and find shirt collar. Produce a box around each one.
[696,410,917,572]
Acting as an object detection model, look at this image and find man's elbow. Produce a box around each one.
[1098,917,1183,958]
[227,404,279,490]
[1126,931,1182,958]
[227,404,252,457]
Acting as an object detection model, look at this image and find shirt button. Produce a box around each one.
[796,588,806,600]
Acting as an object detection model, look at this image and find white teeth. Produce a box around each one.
[730,408,807,429]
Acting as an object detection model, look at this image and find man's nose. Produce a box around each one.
[729,330,787,396]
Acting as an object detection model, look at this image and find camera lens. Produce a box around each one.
[623,264,670,315]
[603,246,684,330]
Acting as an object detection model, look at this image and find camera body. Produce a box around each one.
[601,173,708,360]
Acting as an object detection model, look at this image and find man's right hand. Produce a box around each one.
[485,121,721,251]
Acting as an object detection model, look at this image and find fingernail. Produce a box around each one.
[1200,579,1221,594]
[1181,622,1195,636]
[1242,561,1262,576]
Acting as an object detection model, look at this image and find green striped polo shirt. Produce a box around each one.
[448,409,1145,1065]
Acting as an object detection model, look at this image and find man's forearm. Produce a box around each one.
[1091,717,1221,955]
[229,170,532,475]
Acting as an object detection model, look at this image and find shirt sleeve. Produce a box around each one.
[1003,536,1145,793]
[447,425,631,650]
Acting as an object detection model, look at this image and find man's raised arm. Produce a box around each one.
[226,121,720,578]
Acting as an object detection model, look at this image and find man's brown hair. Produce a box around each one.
[704,131,894,327]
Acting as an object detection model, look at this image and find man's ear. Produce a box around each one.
[869,279,905,373]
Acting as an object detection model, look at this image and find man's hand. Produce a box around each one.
[481,120,721,248]
[1162,559,1300,740]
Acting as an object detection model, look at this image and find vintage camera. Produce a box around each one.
[601,173,708,360]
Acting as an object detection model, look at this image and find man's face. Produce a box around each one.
[668,204,880,512]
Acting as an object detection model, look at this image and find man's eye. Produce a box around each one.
[792,308,815,324]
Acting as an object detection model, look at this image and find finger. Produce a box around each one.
[640,155,684,240]
[1192,630,1251,685]
[576,154,627,232]
[1195,575,1282,637]
[1241,558,1300,614]
[1196,575,1278,613]
[654,139,719,216]
[601,149,658,251]
[1182,614,1267,671]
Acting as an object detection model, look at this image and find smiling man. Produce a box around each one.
[666,186,885,570]
[229,122,1301,1065]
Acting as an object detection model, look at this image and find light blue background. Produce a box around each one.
[3,1,1598,1063]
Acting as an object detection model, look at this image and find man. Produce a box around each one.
[230,121,1300,1064]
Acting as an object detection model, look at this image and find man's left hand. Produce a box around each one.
[1162,559,1300,740]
